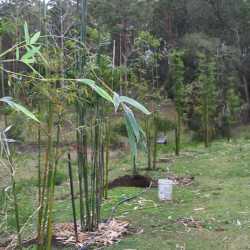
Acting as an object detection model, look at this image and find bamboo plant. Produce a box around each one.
[0,10,150,249]
[169,49,185,155]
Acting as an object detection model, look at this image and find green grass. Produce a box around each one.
[101,139,250,250]
[2,132,250,249]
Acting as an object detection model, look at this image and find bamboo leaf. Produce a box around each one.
[120,96,151,115]
[21,57,36,64]
[123,104,140,143]
[4,125,13,133]
[0,97,39,123]
[24,22,30,44]
[29,45,41,55]
[22,45,40,61]
[77,79,113,103]
[124,114,137,158]
[113,92,120,112]
[16,48,20,60]
[30,32,41,45]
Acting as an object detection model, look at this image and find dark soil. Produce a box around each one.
[108,174,194,189]
[108,175,153,189]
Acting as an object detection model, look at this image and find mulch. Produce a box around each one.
[165,174,194,186]
[53,219,129,248]
[175,217,204,230]
[1,219,130,249]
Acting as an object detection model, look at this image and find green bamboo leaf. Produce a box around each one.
[0,97,39,123]
[24,22,30,44]
[29,45,41,55]
[113,92,120,112]
[123,104,140,143]
[22,45,40,60]
[124,114,137,157]
[16,48,20,60]
[120,96,150,115]
[21,57,36,64]
[30,32,41,45]
[77,79,113,103]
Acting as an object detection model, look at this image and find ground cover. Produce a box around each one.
[1,133,250,249]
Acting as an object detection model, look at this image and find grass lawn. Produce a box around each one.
[1,136,250,249]
[103,139,250,250]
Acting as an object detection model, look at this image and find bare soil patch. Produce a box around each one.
[108,175,152,189]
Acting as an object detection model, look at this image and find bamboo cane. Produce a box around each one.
[67,153,78,242]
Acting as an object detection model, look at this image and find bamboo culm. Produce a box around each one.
[67,153,78,242]
[152,113,158,169]
[104,119,110,199]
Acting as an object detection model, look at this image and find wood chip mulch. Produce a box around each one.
[0,219,130,249]
[176,217,204,230]
[53,219,130,248]
[166,174,194,186]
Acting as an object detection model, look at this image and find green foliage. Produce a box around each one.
[54,170,68,186]
[225,79,241,123]
[220,78,241,139]
[198,53,217,145]
[0,97,39,123]
[169,49,186,154]
[181,33,220,55]
[135,31,161,49]
[7,113,26,141]
[119,96,151,115]
[2,1,250,248]
[77,79,113,103]
[169,49,186,115]
[112,121,128,137]
[153,115,176,132]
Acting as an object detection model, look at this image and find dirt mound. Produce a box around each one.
[109,175,152,189]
